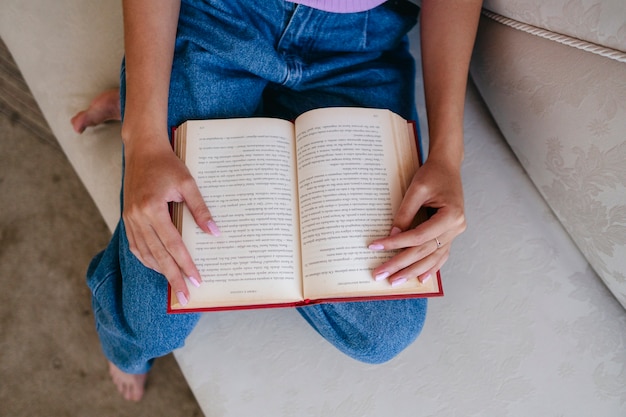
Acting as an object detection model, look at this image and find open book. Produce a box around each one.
[169,107,442,312]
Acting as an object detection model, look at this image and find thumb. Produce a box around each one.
[391,179,428,234]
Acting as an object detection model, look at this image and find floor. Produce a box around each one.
[0,39,203,416]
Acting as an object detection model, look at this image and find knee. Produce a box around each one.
[126,306,200,354]
[299,299,427,364]
[341,317,425,364]
[344,340,409,365]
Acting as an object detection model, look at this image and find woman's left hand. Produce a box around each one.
[368,156,466,286]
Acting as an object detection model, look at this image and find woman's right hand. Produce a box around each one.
[122,134,219,306]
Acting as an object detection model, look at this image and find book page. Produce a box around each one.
[172,118,303,310]
[295,107,434,300]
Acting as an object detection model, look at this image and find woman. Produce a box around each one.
[78,0,479,402]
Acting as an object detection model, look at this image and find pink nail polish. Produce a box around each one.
[420,273,432,284]
[176,291,189,306]
[368,243,384,251]
[390,226,402,237]
[188,276,201,288]
[391,277,407,287]
[207,220,221,236]
[374,271,390,281]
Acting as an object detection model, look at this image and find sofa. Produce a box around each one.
[2,0,625,415]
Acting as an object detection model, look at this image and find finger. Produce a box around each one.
[132,232,161,273]
[127,209,198,305]
[123,215,161,272]
[151,207,202,286]
[372,228,454,281]
[424,229,456,252]
[419,250,449,284]
[388,247,449,287]
[143,222,191,306]
[179,176,221,236]
[123,206,169,271]
[370,207,459,250]
[372,242,435,282]
[392,177,429,231]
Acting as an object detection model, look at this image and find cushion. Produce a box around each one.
[471,13,626,310]
[481,0,626,53]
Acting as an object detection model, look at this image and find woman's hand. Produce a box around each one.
[368,0,482,287]
[122,136,220,305]
[368,156,466,286]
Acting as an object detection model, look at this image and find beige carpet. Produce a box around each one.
[0,38,203,416]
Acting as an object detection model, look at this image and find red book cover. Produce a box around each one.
[167,109,443,313]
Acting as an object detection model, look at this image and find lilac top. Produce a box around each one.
[287,0,387,13]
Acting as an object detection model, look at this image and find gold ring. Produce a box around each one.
[434,237,442,249]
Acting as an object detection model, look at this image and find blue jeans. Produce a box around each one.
[87,0,427,374]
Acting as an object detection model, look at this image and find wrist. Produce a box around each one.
[121,117,171,149]
[426,136,464,169]
[122,129,173,161]
[120,90,169,147]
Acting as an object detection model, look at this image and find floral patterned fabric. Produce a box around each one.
[482,0,626,53]
[470,11,626,310]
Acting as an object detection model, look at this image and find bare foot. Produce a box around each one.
[71,88,121,133]
[108,361,148,402]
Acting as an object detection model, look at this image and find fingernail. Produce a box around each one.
[368,243,385,250]
[374,271,390,281]
[391,277,407,287]
[188,276,201,288]
[176,291,189,306]
[420,273,432,284]
[207,220,221,236]
[390,226,402,237]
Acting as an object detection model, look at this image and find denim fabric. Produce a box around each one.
[87,0,426,373]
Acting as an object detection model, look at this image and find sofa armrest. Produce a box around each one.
[481,0,626,53]
[470,11,626,309]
